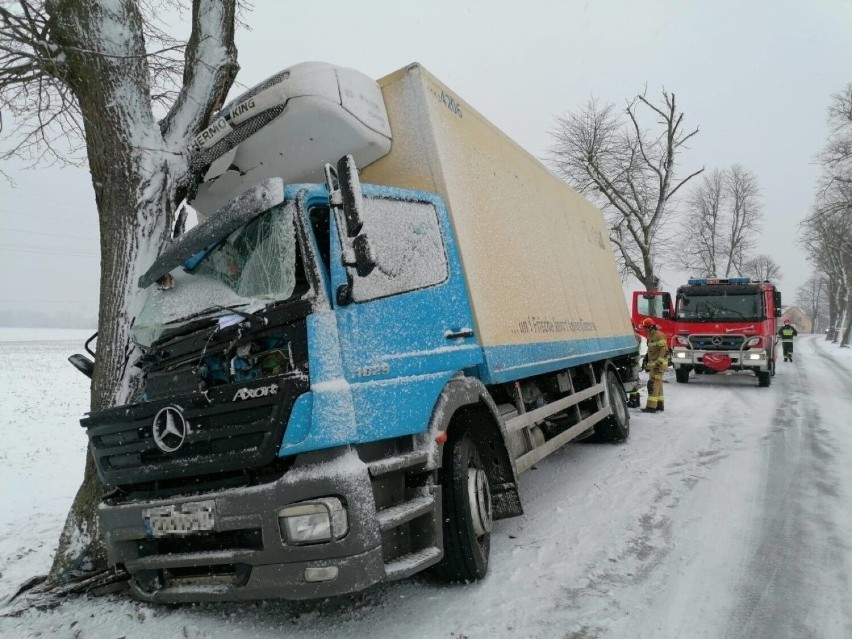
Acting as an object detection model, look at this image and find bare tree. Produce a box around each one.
[820,83,852,181]
[742,254,781,282]
[724,164,762,276]
[1,0,239,591]
[796,274,829,333]
[803,83,852,346]
[677,169,724,276]
[549,90,703,290]
[678,164,763,278]
[800,179,851,345]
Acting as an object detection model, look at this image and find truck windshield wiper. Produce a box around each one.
[208,304,268,329]
[144,305,255,352]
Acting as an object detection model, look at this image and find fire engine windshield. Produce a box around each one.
[132,205,303,348]
[677,288,763,322]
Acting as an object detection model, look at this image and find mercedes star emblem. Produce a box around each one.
[711,336,723,345]
[152,406,188,453]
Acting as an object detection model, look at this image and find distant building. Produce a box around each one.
[780,306,812,333]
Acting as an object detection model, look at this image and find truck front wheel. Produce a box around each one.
[675,368,690,383]
[757,370,771,387]
[436,429,491,582]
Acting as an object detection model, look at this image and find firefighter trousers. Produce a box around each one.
[646,369,664,409]
[782,341,794,360]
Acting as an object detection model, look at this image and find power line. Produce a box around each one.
[0,227,97,241]
[0,299,97,304]
[0,192,95,214]
[0,209,96,224]
[0,242,98,258]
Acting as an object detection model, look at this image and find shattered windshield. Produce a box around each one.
[677,293,763,322]
[132,205,302,347]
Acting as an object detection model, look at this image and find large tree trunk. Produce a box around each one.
[46,0,176,583]
[42,0,238,586]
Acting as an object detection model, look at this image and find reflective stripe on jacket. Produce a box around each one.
[778,326,797,342]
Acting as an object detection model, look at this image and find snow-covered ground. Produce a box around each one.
[2,332,851,638]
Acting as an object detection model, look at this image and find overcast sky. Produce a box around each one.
[2,0,851,325]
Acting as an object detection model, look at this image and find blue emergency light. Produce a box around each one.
[687,277,751,286]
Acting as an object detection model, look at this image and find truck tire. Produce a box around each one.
[585,368,630,443]
[675,368,690,384]
[757,370,771,387]
[436,429,491,582]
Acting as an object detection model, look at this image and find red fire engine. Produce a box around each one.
[632,277,782,387]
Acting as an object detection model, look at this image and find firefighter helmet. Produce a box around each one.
[640,317,656,329]
[783,318,791,324]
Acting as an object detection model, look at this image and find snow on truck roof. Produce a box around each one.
[188,61,392,218]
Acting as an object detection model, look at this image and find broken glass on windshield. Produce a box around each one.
[132,205,302,347]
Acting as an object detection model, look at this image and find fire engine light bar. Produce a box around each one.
[687,277,751,286]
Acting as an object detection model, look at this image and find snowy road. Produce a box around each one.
[2,333,851,638]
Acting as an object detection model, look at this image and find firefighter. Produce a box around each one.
[778,318,798,362]
[641,317,669,413]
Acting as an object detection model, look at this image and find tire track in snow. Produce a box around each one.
[549,405,749,638]
[724,337,852,639]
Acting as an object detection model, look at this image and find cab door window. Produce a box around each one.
[341,197,449,303]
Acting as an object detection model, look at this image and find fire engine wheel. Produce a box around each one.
[757,370,771,387]
[675,368,690,383]
[436,429,491,582]
[586,368,630,443]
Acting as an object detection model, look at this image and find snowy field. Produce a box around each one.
[1,332,851,638]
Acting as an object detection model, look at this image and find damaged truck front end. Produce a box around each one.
[79,165,483,602]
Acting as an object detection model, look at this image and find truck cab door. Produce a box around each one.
[632,290,676,341]
[327,187,482,441]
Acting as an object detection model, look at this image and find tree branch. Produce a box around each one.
[160,0,238,153]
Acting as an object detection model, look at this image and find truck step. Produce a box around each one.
[384,546,442,581]
[377,495,435,531]
[367,450,429,477]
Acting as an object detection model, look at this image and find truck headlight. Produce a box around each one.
[278,497,348,544]
[674,351,688,358]
[747,353,763,360]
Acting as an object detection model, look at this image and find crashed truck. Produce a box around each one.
[73,62,639,602]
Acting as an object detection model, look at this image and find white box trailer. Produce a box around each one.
[362,64,636,383]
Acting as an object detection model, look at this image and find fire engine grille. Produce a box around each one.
[688,334,746,351]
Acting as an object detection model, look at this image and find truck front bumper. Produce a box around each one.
[101,448,389,603]
[671,348,769,372]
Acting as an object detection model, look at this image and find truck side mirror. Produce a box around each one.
[68,354,94,378]
[662,309,670,319]
[336,271,354,306]
[338,155,364,238]
[774,291,782,314]
[326,154,378,282]
[352,234,375,276]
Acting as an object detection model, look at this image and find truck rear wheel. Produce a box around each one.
[436,429,491,582]
[585,368,630,443]
[675,368,690,383]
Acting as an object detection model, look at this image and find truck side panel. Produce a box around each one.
[361,64,635,383]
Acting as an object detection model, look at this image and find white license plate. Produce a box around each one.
[143,500,215,537]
